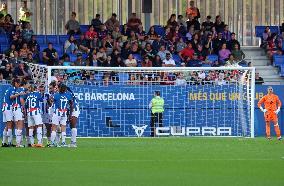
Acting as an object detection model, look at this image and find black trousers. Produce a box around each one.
[150,112,163,137]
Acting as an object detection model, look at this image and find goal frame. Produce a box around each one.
[46,66,256,138]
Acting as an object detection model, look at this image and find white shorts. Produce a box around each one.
[13,108,23,122]
[28,114,43,127]
[3,110,13,122]
[72,110,80,118]
[52,114,67,126]
[42,114,52,124]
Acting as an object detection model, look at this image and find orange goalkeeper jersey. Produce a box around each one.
[258,93,281,111]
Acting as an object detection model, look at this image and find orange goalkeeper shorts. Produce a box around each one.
[264,111,278,122]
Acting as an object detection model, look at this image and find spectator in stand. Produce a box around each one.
[4,44,16,57]
[26,52,37,64]
[262,26,271,48]
[175,73,187,86]
[0,14,6,34]
[281,21,284,37]
[110,49,120,66]
[101,55,112,67]
[231,44,246,62]
[222,25,231,41]
[85,25,98,49]
[137,24,146,41]
[215,72,226,85]
[227,32,240,51]
[191,33,201,51]
[64,35,78,54]
[3,14,14,34]
[103,33,114,55]
[13,61,32,80]
[112,25,122,40]
[177,15,187,28]
[186,0,200,20]
[152,36,165,52]
[111,56,125,67]
[19,42,30,59]
[127,13,142,32]
[98,24,108,40]
[142,56,153,67]
[218,43,231,65]
[185,25,194,41]
[166,14,178,30]
[0,63,13,80]
[0,2,7,16]
[91,14,102,32]
[74,53,86,66]
[152,55,162,67]
[157,45,169,61]
[147,26,158,42]
[196,44,208,61]
[30,46,40,63]
[255,72,264,85]
[77,33,90,53]
[267,33,278,60]
[186,13,200,31]
[214,15,225,33]
[176,37,187,52]
[225,54,238,66]
[42,42,58,66]
[105,13,120,32]
[179,42,194,61]
[162,53,176,67]
[65,12,80,35]
[124,53,137,67]
[28,35,40,51]
[9,51,21,66]
[0,54,8,67]
[19,0,32,29]
[121,41,131,60]
[121,24,130,37]
[96,46,107,66]
[213,32,226,54]
[204,34,214,54]
[21,22,34,42]
[202,16,214,36]
[186,52,202,67]
[128,30,138,43]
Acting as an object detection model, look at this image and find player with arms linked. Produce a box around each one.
[49,83,73,147]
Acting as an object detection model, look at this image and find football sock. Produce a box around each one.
[2,130,7,144]
[37,127,43,144]
[16,129,22,145]
[61,132,66,144]
[29,129,34,145]
[7,129,12,144]
[266,123,270,137]
[71,128,77,143]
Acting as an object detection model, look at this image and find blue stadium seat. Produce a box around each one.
[40,44,48,52]
[46,35,58,44]
[59,35,69,45]
[202,64,211,67]
[53,44,63,56]
[207,54,218,62]
[80,25,89,34]
[154,25,165,36]
[0,44,9,53]
[0,34,8,44]
[132,54,143,62]
[69,53,77,62]
[255,26,279,38]
[280,65,284,77]
[273,55,284,67]
[172,54,182,65]
[36,35,46,44]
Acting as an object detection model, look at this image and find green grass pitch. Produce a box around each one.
[0,138,284,186]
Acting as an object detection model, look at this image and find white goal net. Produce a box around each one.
[28,64,256,138]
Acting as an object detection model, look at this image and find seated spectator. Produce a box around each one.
[227,32,240,51]
[157,46,170,61]
[0,63,13,80]
[266,33,278,59]
[21,22,33,42]
[96,46,107,66]
[141,56,153,67]
[152,35,165,52]
[128,30,138,43]
[124,54,137,67]
[64,35,78,54]
[85,25,98,41]
[121,41,131,60]
[196,44,208,61]
[0,13,6,34]
[121,24,130,37]
[186,0,200,20]
[177,15,187,28]
[215,72,226,85]
[4,44,16,57]
[166,14,178,30]
[105,13,120,32]
[19,0,32,29]
[222,24,231,41]
[112,26,122,40]
[191,33,201,51]
[186,52,202,67]
[176,37,187,52]
[185,25,195,41]
[13,62,32,80]
[127,13,142,32]
[255,72,264,85]
[98,24,108,40]
[74,53,86,66]
[76,33,90,53]
[19,42,30,59]
[162,53,176,67]
[130,42,140,54]
[225,54,238,66]
[8,51,21,66]
[179,42,194,61]
[141,43,156,60]
[137,24,146,41]
[261,26,271,48]
[28,35,40,51]
[111,56,125,67]
[152,55,162,67]
[214,15,225,33]
[25,52,37,64]
[231,44,245,62]
[30,46,40,63]
[42,42,58,66]
[65,11,80,35]
[147,26,158,42]
[218,43,231,64]
[103,33,114,55]
[175,73,187,86]
[3,14,14,34]
[186,13,200,31]
[202,15,214,36]
[91,14,102,32]
[213,32,226,54]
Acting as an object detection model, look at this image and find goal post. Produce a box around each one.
[40,65,255,137]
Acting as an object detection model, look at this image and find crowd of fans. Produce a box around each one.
[0,0,269,85]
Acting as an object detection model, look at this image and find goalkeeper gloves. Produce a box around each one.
[275,107,280,114]
[260,107,267,113]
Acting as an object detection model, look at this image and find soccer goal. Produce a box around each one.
[29,64,255,138]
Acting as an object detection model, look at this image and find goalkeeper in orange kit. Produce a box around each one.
[258,86,282,140]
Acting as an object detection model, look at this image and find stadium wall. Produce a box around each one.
[0,85,283,137]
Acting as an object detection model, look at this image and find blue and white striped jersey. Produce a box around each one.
[40,93,50,115]
[53,92,72,117]
[2,87,15,111]
[25,91,43,116]
[12,87,26,109]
